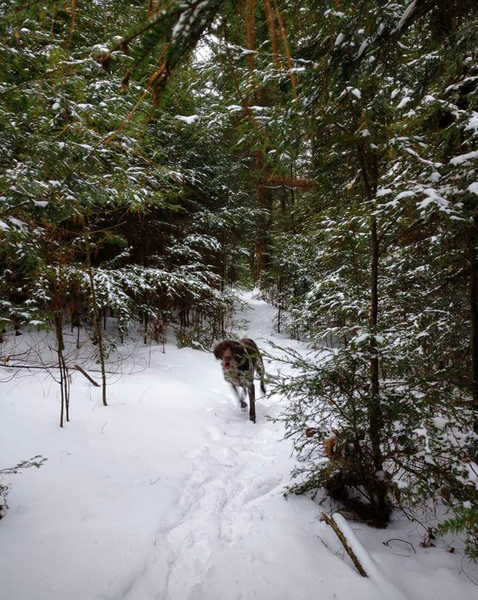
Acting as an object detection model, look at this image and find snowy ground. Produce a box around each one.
[1,291,477,600]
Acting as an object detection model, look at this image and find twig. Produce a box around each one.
[461,556,478,588]
[383,538,416,554]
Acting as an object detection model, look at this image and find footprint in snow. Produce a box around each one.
[242,476,283,505]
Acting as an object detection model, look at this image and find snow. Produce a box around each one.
[431,416,448,430]
[468,182,478,195]
[396,0,417,31]
[450,150,478,165]
[1,292,477,600]
[417,188,449,212]
[334,33,345,47]
[357,41,368,58]
[397,96,411,109]
[396,191,416,199]
[332,514,406,599]
[465,113,478,134]
[175,114,199,125]
[91,44,110,55]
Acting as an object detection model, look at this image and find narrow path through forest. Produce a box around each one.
[1,293,475,600]
[102,292,405,600]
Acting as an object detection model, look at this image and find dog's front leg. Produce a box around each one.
[248,383,256,423]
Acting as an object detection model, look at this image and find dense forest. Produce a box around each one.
[1,0,477,559]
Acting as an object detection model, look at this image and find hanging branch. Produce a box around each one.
[108,0,227,98]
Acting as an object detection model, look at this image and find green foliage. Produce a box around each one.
[437,504,478,562]
[1,0,477,560]
[256,0,478,557]
[0,0,252,349]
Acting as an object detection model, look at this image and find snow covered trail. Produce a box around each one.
[1,291,477,600]
[117,418,289,600]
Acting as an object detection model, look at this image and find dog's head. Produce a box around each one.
[213,340,248,373]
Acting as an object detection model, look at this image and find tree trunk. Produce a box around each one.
[369,216,383,471]
[253,156,274,282]
[85,244,108,407]
[54,311,69,426]
[469,215,478,434]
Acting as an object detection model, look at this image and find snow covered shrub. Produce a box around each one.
[263,0,478,554]
[0,456,47,520]
[273,346,393,527]
[0,480,8,519]
[273,331,478,542]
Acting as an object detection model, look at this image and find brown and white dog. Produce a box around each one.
[213,338,266,423]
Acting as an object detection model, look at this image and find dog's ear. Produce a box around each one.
[213,341,232,360]
[232,342,247,358]
[213,341,227,360]
[239,338,259,354]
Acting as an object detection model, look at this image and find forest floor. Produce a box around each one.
[1,291,477,600]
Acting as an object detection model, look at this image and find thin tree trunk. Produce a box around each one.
[85,245,108,407]
[253,155,274,282]
[277,276,283,333]
[469,215,478,434]
[144,311,149,345]
[54,311,69,426]
[369,215,383,471]
[245,0,256,72]
[68,0,76,48]
[356,135,384,473]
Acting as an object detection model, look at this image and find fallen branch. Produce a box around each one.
[73,364,100,387]
[321,512,368,577]
[0,362,100,386]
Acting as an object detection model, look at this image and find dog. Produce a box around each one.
[213,338,266,423]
